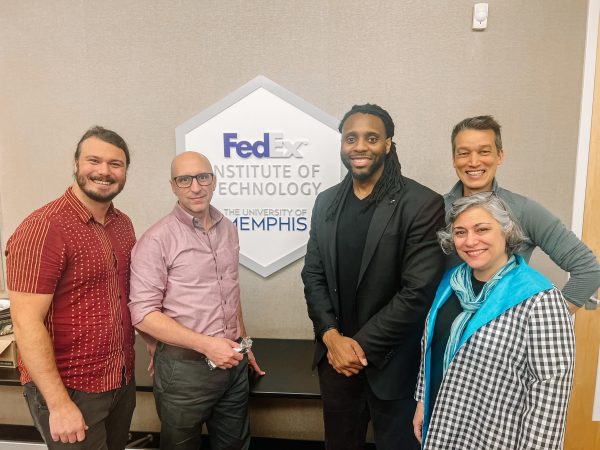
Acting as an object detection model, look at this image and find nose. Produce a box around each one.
[353,137,369,151]
[189,177,203,192]
[97,162,110,175]
[464,231,479,247]
[467,152,480,166]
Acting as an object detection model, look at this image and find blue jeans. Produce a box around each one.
[154,342,250,450]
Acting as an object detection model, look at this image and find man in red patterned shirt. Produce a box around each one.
[5,126,136,449]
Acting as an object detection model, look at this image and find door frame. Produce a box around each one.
[573,0,600,235]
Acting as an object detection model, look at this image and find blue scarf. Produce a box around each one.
[443,255,517,373]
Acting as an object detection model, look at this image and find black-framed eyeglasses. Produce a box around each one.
[172,173,214,188]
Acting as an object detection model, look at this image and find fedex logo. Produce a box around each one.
[223,133,307,158]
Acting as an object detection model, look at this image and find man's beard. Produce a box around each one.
[75,169,125,203]
[341,152,386,182]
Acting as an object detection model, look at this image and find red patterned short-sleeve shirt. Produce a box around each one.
[5,187,136,393]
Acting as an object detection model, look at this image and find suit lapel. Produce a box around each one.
[357,191,400,287]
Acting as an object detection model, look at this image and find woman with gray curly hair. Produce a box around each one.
[413,192,575,449]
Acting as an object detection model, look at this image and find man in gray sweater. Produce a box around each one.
[445,115,600,313]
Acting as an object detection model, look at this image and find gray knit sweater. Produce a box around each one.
[445,179,600,307]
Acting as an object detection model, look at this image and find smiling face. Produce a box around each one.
[453,129,504,196]
[74,137,127,203]
[170,152,216,219]
[340,113,392,186]
[452,206,509,281]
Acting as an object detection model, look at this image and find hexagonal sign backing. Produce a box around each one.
[176,76,342,277]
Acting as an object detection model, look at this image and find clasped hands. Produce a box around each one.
[322,329,368,377]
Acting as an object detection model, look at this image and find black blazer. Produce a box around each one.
[301,177,446,400]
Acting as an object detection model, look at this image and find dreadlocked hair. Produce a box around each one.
[326,104,404,221]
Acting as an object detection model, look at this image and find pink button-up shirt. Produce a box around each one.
[128,204,240,340]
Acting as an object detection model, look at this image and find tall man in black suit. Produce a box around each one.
[302,104,445,450]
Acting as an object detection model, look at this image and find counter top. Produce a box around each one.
[1,336,321,399]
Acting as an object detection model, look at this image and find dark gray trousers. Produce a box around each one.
[23,378,136,450]
[153,343,250,450]
[318,360,420,450]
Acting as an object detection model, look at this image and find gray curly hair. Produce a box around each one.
[437,192,526,256]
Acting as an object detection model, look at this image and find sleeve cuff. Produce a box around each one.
[320,325,338,340]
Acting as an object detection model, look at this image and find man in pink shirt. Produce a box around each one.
[128,151,263,450]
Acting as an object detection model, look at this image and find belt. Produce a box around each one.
[159,343,207,361]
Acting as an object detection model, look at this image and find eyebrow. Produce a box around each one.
[454,222,492,228]
[85,154,125,162]
[456,145,493,151]
[343,130,382,137]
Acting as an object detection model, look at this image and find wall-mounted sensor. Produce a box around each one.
[473,3,488,30]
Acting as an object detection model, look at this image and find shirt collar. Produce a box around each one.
[448,178,499,199]
[172,203,223,231]
[64,186,118,224]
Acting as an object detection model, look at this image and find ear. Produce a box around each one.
[170,179,177,195]
[385,137,392,154]
[497,148,505,165]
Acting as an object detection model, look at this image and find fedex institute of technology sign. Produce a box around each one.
[176,76,342,277]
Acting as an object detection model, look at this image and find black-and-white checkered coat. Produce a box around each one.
[416,287,575,449]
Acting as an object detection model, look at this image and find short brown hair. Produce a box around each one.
[75,126,130,167]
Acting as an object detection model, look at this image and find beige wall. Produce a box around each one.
[0,0,589,438]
